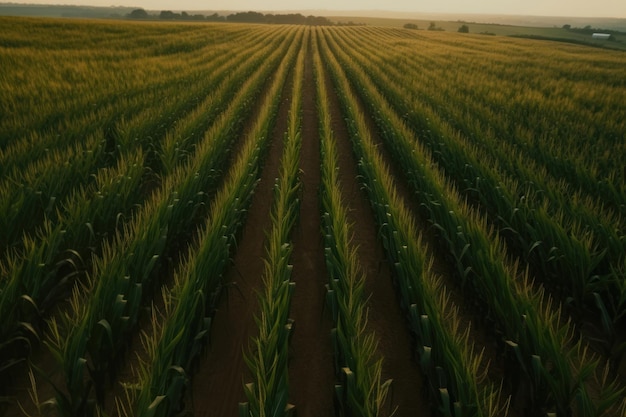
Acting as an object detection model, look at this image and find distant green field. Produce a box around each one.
[331,15,626,50]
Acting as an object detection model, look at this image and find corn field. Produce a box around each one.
[0,16,625,417]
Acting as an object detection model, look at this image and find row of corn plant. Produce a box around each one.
[119,26,286,176]
[326,27,588,414]
[0,20,252,163]
[318,28,506,417]
[366,26,624,248]
[1,91,138,178]
[0,26,288,387]
[0,150,145,381]
[240,32,306,417]
[334,26,623,235]
[0,39,232,253]
[0,22,281,290]
[0,100,119,177]
[406,29,624,214]
[0,30,228,175]
[0,133,106,257]
[331,26,622,247]
[377,28,626,211]
[158,25,290,176]
[337,26,626,366]
[42,29,298,417]
[312,33,393,417]
[127,28,303,417]
[328,27,626,364]
[0,26,271,258]
[321,27,625,417]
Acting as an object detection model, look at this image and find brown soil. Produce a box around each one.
[188,51,295,416]
[329,49,519,416]
[285,32,335,417]
[320,46,430,417]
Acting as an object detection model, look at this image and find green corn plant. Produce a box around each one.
[353,27,625,212]
[0,150,144,381]
[329,25,622,319]
[43,28,297,416]
[318,27,507,417]
[241,29,305,417]
[331,27,626,346]
[135,28,302,417]
[0,21,258,174]
[314,33,393,417]
[0,133,105,256]
[0,27,256,255]
[321,27,624,416]
[0,29,284,372]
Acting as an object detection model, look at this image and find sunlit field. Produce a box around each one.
[0,16,625,417]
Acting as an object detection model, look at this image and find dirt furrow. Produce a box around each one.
[327,42,518,415]
[286,30,336,417]
[319,40,430,417]
[189,55,295,417]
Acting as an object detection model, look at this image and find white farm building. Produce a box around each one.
[592,33,611,40]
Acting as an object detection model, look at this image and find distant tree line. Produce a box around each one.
[403,22,448,31]
[227,11,332,25]
[127,9,333,25]
[335,21,366,26]
[562,24,623,38]
[428,22,445,31]
[156,10,222,21]
[403,22,469,33]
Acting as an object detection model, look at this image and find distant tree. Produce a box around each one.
[270,13,307,24]
[458,24,469,33]
[562,24,571,30]
[160,10,180,19]
[306,15,333,26]
[206,13,225,22]
[227,11,265,23]
[128,8,148,19]
[403,23,418,30]
[428,21,444,31]
[336,20,367,26]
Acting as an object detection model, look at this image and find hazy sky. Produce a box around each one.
[13,0,626,18]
